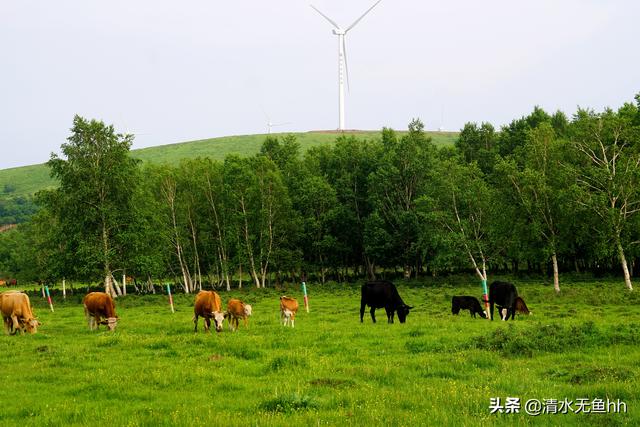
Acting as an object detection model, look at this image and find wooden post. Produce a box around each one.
[122,272,127,296]
[62,278,66,299]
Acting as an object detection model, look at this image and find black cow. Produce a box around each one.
[360,280,412,323]
[489,281,518,320]
[451,296,487,318]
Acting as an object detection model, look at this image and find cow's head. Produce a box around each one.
[479,310,487,319]
[24,318,41,334]
[212,311,225,332]
[397,305,413,323]
[244,304,253,317]
[106,317,118,331]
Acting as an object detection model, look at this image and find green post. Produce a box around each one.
[481,278,490,319]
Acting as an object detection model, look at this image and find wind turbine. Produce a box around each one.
[310,0,383,131]
[261,107,292,134]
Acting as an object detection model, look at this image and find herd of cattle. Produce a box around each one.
[0,279,530,335]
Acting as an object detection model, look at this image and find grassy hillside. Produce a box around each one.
[0,131,458,201]
[0,279,637,425]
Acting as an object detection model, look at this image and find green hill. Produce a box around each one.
[0,130,457,202]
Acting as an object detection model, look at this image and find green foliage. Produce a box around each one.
[39,116,140,285]
[0,131,457,201]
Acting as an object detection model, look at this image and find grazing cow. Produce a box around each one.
[360,280,413,324]
[225,298,252,331]
[83,292,118,331]
[193,290,225,333]
[280,296,298,327]
[498,296,531,319]
[489,281,518,321]
[0,291,40,334]
[451,296,487,319]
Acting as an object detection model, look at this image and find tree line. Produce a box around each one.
[1,95,640,294]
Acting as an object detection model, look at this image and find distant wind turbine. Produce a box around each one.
[310,0,383,131]
[261,107,291,134]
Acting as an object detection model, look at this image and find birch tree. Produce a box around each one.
[46,116,138,297]
[496,123,572,293]
[571,106,640,290]
[424,159,503,282]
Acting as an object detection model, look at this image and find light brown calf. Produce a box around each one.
[279,296,299,328]
[225,298,253,331]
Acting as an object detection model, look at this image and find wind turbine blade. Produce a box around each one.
[343,37,350,93]
[346,0,383,32]
[273,122,292,127]
[310,4,341,30]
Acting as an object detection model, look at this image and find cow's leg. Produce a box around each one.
[385,307,394,323]
[360,300,366,323]
[369,307,376,323]
[11,315,21,335]
[193,315,199,332]
[510,306,516,320]
[490,302,495,321]
[204,317,211,333]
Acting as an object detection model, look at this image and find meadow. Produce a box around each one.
[1,278,638,426]
[0,130,458,201]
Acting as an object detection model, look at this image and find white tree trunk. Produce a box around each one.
[617,241,633,291]
[551,252,560,293]
[105,274,116,298]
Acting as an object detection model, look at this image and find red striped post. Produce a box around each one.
[45,285,54,312]
[167,284,175,313]
[302,281,309,313]
[482,279,490,319]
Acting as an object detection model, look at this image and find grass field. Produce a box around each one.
[0,130,458,201]
[1,278,638,426]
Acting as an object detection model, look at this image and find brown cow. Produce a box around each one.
[0,291,40,334]
[83,292,118,331]
[193,290,225,333]
[280,296,298,328]
[225,298,252,331]
[498,296,531,319]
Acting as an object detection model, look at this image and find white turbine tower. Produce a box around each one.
[311,0,383,131]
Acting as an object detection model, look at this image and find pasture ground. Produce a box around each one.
[1,279,639,426]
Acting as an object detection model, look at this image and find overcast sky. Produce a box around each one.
[1,0,638,169]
